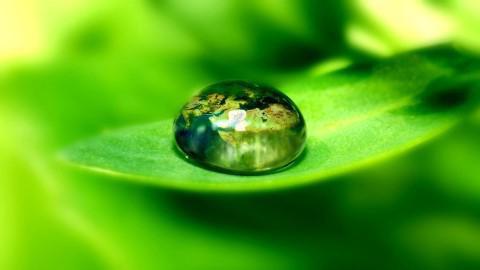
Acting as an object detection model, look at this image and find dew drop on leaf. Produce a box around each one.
[173,80,307,174]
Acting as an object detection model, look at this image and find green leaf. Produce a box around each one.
[61,46,477,192]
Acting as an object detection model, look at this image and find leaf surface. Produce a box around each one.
[62,47,476,191]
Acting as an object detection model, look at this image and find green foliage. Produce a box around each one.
[62,46,475,191]
[2,1,480,269]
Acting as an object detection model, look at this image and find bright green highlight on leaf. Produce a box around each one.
[62,47,474,192]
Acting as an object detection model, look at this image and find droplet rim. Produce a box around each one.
[173,80,307,175]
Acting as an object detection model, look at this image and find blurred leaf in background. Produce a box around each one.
[1,0,480,270]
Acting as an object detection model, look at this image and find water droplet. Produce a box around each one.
[174,80,306,174]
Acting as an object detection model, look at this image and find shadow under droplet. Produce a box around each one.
[170,141,310,176]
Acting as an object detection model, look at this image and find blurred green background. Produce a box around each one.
[1,0,480,269]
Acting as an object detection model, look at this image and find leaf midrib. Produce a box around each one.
[310,96,413,139]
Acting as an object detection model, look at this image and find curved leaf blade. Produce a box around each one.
[62,47,476,191]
